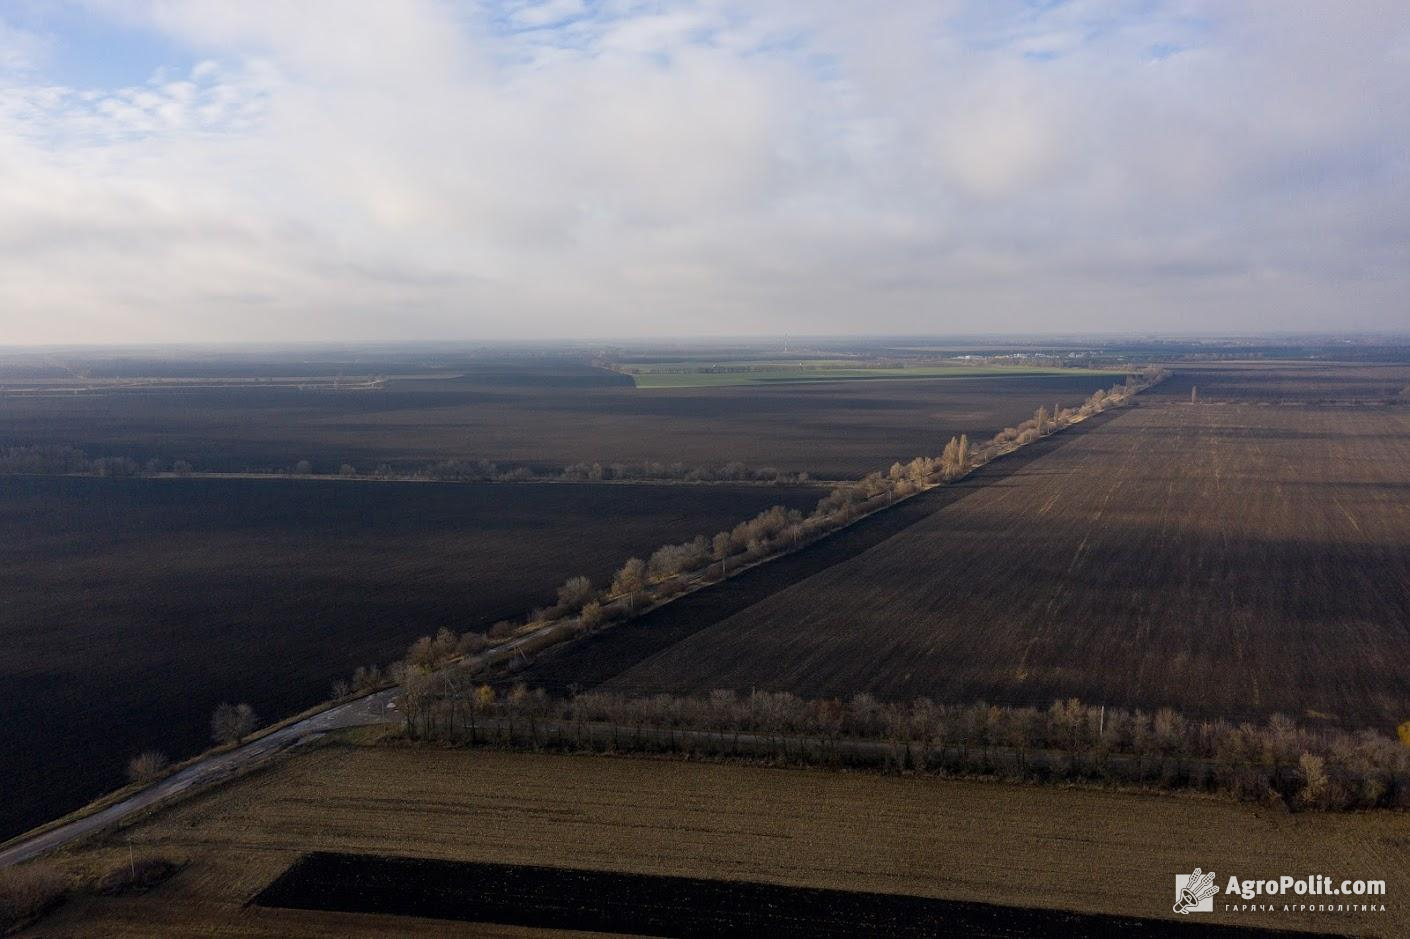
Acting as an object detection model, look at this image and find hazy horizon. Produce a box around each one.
[3,2,1408,344]
[6,329,1410,352]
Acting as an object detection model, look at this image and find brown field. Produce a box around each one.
[0,367,1121,478]
[25,742,1410,937]
[597,401,1410,729]
[1147,362,1410,403]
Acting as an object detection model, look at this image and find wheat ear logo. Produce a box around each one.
[1174,868,1218,914]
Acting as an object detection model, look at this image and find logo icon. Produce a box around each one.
[1174,868,1218,914]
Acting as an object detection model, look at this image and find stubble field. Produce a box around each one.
[28,744,1409,937]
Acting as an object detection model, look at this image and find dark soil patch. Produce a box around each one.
[252,852,1329,938]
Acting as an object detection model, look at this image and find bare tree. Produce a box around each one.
[210,702,258,745]
[556,575,594,612]
[711,532,732,578]
[611,558,647,612]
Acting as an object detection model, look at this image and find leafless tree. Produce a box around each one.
[210,702,258,745]
[611,557,647,611]
[556,575,594,612]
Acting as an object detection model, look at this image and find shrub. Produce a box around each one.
[126,750,169,784]
[457,631,489,656]
[94,857,178,896]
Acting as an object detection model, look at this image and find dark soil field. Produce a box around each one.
[0,476,816,841]
[0,368,1121,478]
[542,399,1410,729]
[253,851,1315,938]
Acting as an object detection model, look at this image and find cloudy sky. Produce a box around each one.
[0,1,1406,343]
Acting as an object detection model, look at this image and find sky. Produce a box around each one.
[0,1,1407,343]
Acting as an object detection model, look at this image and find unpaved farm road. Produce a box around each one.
[0,689,397,868]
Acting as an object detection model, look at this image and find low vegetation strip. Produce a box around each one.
[253,852,1322,938]
[0,444,826,486]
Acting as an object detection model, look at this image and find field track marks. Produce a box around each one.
[1018,408,1145,683]
[1332,496,1363,535]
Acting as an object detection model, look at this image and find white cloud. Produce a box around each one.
[0,0,1407,343]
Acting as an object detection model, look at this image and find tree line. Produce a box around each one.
[397,686,1410,813]
[0,445,813,486]
[0,445,192,478]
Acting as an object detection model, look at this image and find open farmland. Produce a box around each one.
[0,364,1122,479]
[26,743,1406,936]
[590,401,1410,729]
[621,363,1114,388]
[0,476,817,841]
[1147,362,1410,403]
